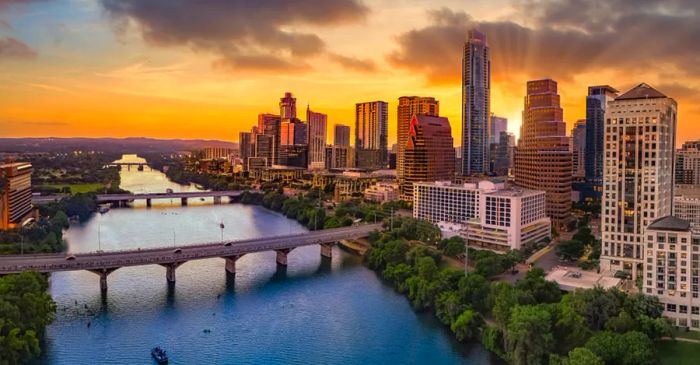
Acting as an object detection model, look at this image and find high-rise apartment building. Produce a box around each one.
[462,29,491,176]
[280,92,296,119]
[397,96,439,178]
[492,131,512,176]
[676,140,700,185]
[239,132,253,171]
[334,124,351,147]
[307,106,327,170]
[490,115,507,145]
[0,162,33,229]
[257,113,281,166]
[571,119,587,179]
[585,85,619,191]
[355,101,388,170]
[401,115,454,199]
[514,79,573,227]
[279,119,308,168]
[600,83,677,279]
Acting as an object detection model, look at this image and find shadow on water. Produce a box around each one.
[271,264,288,281]
[165,281,176,307]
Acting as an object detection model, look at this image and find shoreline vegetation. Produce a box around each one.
[365,217,675,365]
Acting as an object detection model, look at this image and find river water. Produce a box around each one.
[42,154,498,364]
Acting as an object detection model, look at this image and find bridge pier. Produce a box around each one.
[223,254,245,275]
[181,197,188,206]
[320,243,334,259]
[146,198,152,207]
[275,248,293,266]
[160,262,182,283]
[88,268,118,292]
[213,196,222,204]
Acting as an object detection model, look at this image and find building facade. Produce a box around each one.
[675,195,700,228]
[572,119,587,179]
[239,132,253,171]
[413,180,550,251]
[334,124,351,147]
[600,83,677,279]
[307,106,327,170]
[514,79,573,227]
[676,140,700,185]
[462,29,491,176]
[355,101,388,170]
[397,96,439,179]
[0,162,33,229]
[401,115,455,199]
[490,115,507,145]
[585,85,619,197]
[643,216,700,330]
[279,92,296,119]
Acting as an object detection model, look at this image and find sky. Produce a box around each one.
[0,0,699,146]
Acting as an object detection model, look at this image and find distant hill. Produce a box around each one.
[0,137,237,154]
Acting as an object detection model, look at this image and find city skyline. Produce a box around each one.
[1,0,699,147]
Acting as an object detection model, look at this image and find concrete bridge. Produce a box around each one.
[97,191,243,206]
[0,224,382,291]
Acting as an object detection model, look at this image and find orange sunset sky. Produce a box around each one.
[1,0,699,146]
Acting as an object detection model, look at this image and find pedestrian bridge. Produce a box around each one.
[97,191,243,206]
[0,223,382,291]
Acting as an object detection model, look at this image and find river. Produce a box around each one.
[42,154,498,364]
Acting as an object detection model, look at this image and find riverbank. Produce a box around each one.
[365,216,674,365]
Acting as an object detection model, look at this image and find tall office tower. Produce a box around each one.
[401,115,455,199]
[397,96,439,178]
[514,79,573,227]
[334,124,351,147]
[461,29,491,176]
[307,106,327,170]
[490,115,507,144]
[355,101,388,170]
[279,119,308,167]
[600,83,677,279]
[279,92,297,119]
[676,140,700,185]
[571,119,587,179]
[239,132,252,171]
[0,162,33,229]
[585,85,619,192]
[258,113,281,165]
[492,131,511,176]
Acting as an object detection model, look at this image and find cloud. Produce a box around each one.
[0,36,36,59]
[100,0,369,72]
[329,53,376,72]
[388,2,700,85]
[0,0,46,10]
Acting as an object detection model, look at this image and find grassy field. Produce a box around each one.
[657,340,700,365]
[672,328,700,341]
[42,183,104,194]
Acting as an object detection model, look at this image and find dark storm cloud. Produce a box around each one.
[389,1,700,84]
[0,36,36,59]
[100,0,369,72]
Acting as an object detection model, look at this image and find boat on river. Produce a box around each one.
[151,347,168,364]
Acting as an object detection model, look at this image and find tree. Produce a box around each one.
[556,240,585,261]
[382,263,413,292]
[383,240,409,266]
[506,305,555,365]
[568,287,623,331]
[516,268,562,304]
[451,309,483,342]
[585,331,655,365]
[435,291,468,326]
[565,348,603,365]
[489,282,517,330]
[444,237,466,257]
[458,273,490,312]
[605,311,637,333]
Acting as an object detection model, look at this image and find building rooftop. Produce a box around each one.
[647,216,691,232]
[545,267,622,292]
[616,83,667,100]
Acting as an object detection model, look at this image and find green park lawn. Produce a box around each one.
[657,340,700,365]
[43,183,104,194]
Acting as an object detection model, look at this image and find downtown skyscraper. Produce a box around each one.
[396,96,439,179]
[461,29,490,176]
[355,101,388,170]
[585,85,619,196]
[400,115,454,199]
[600,83,677,279]
[514,79,572,227]
[307,106,327,170]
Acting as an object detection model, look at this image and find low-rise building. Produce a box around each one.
[250,165,305,183]
[674,194,700,228]
[364,182,399,203]
[413,180,550,251]
[643,216,700,330]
